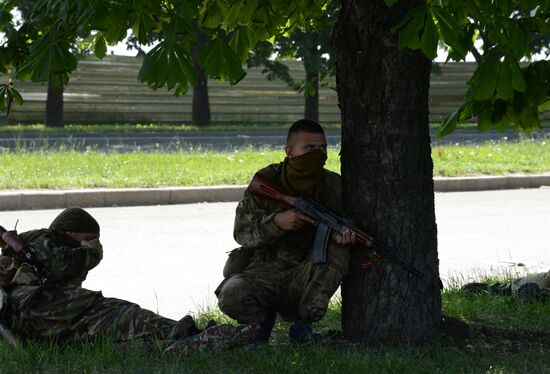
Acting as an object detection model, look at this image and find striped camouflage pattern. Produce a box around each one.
[1,228,196,342]
[165,323,260,355]
[216,163,350,324]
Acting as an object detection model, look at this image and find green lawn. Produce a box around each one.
[0,123,342,133]
[1,121,547,133]
[0,140,548,189]
[1,289,549,373]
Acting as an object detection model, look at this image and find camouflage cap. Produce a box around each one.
[49,207,100,235]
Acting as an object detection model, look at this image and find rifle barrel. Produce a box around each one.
[371,239,424,278]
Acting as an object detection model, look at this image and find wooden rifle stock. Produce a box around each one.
[248,173,296,207]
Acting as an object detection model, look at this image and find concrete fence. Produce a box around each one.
[5,56,549,124]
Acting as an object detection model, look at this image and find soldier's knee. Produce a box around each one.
[217,278,255,316]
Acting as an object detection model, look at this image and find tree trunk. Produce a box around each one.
[304,66,319,123]
[45,74,64,128]
[333,0,441,345]
[192,62,211,126]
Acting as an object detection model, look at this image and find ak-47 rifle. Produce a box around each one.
[248,173,424,279]
[0,225,53,286]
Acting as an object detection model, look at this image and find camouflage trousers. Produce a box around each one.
[5,285,195,342]
[215,243,350,324]
[512,271,550,294]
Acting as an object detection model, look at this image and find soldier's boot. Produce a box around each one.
[204,319,218,329]
[164,323,261,356]
[169,315,201,340]
[288,320,322,344]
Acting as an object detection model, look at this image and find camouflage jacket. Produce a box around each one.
[0,229,102,289]
[233,162,345,267]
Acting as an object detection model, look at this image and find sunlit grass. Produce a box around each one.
[432,139,549,176]
[0,140,548,189]
[2,121,547,133]
[0,123,342,133]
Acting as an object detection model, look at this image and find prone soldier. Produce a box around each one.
[0,207,200,343]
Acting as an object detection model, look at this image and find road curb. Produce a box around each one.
[1,174,549,211]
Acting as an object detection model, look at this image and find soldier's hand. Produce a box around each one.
[82,238,103,259]
[273,209,315,231]
[334,227,356,246]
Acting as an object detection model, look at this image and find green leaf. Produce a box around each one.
[491,100,508,126]
[9,85,23,105]
[431,6,468,59]
[504,21,528,58]
[0,10,11,28]
[472,58,500,100]
[94,34,107,59]
[516,102,540,131]
[420,11,439,59]
[224,3,242,31]
[199,37,246,85]
[385,0,400,6]
[0,85,6,111]
[437,107,460,138]
[398,8,426,50]
[523,60,550,105]
[240,0,258,23]
[229,27,252,62]
[496,60,514,100]
[508,59,527,92]
[477,110,493,132]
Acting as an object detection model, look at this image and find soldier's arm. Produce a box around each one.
[233,190,286,248]
[33,237,103,279]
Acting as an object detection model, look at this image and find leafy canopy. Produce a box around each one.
[389,0,550,135]
[1,0,549,135]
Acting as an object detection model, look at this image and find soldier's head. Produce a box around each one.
[50,207,100,242]
[285,119,327,159]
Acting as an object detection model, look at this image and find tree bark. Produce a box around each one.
[45,74,64,128]
[333,0,441,345]
[304,66,319,123]
[192,62,211,127]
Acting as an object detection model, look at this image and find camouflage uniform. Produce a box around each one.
[462,271,550,300]
[0,228,195,342]
[215,163,350,324]
[511,271,550,294]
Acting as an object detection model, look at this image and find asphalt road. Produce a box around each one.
[2,188,548,320]
[0,128,547,152]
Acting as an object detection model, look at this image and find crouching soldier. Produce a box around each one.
[215,119,355,345]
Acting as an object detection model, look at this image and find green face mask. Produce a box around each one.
[280,149,328,198]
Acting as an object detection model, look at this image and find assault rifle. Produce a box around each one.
[248,173,424,279]
[0,225,52,287]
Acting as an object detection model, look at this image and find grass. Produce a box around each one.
[0,123,343,133]
[1,288,549,373]
[432,139,550,177]
[1,121,547,133]
[0,140,548,189]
